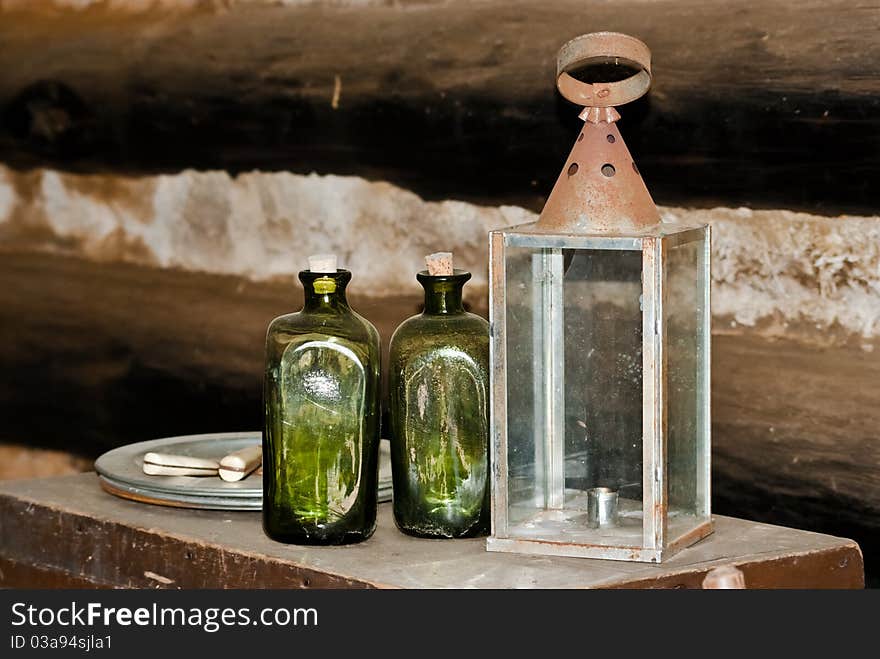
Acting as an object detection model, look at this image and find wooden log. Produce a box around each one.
[0,1,878,213]
[0,249,422,456]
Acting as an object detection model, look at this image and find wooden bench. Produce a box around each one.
[0,474,863,589]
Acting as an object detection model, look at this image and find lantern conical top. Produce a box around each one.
[536,32,661,234]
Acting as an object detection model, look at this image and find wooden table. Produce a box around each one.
[0,474,864,589]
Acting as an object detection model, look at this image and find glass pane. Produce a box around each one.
[503,245,541,525]
[665,231,711,542]
[562,249,644,545]
[504,244,645,548]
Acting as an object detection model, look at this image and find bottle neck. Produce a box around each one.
[299,270,352,312]
[418,270,470,315]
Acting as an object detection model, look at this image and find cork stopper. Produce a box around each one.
[425,252,453,276]
[308,253,337,273]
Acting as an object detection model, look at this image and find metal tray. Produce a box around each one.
[95,431,393,510]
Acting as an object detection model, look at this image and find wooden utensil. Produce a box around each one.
[142,452,219,477]
[219,445,262,482]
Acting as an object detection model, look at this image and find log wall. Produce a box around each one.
[1,0,879,212]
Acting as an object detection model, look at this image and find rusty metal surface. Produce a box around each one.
[665,521,715,557]
[536,120,661,233]
[556,32,652,108]
[642,236,666,554]
[579,106,621,124]
[489,33,712,564]
[537,31,660,234]
[488,230,509,539]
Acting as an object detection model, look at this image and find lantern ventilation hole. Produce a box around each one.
[632,161,640,175]
[601,163,616,177]
[568,163,579,176]
[606,134,616,143]
[578,133,584,142]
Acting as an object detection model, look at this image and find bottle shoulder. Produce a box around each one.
[393,311,488,335]
[350,308,381,342]
[266,309,380,368]
[269,308,376,340]
[389,311,488,364]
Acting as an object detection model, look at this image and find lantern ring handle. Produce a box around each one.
[556,32,652,108]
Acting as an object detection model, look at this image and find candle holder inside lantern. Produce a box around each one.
[487,32,712,562]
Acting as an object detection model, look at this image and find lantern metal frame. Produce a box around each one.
[487,223,712,562]
[486,32,713,562]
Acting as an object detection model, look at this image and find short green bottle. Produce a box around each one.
[263,254,381,545]
[389,253,490,538]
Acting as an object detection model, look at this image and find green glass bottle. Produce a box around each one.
[389,256,490,538]
[263,256,381,545]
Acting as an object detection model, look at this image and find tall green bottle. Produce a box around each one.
[389,253,490,538]
[263,254,381,545]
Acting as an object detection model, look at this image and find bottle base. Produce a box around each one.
[394,519,488,540]
[263,522,376,546]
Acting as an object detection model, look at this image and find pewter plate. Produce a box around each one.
[95,431,393,510]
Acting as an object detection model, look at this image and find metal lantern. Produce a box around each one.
[487,32,712,562]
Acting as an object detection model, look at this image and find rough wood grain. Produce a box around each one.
[0,1,878,213]
[0,249,423,455]
[0,474,864,589]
